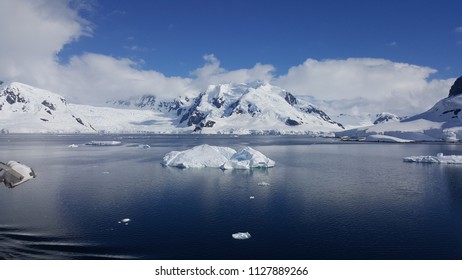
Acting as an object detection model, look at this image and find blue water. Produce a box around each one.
[0,134,461,259]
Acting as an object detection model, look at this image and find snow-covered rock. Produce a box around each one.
[373,112,402,125]
[403,153,462,164]
[161,144,275,169]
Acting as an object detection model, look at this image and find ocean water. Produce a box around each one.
[0,134,461,260]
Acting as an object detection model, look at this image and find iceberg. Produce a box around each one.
[232,232,251,240]
[138,144,151,149]
[221,147,275,170]
[161,144,275,169]
[118,218,131,225]
[162,144,236,168]
[403,153,462,164]
[68,144,78,148]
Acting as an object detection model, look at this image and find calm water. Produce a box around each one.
[0,134,461,260]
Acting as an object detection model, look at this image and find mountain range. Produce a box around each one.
[0,82,342,135]
[1,77,462,141]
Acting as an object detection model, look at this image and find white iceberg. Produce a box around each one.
[232,232,251,240]
[162,144,236,168]
[257,181,271,187]
[403,153,462,164]
[68,144,78,148]
[221,147,276,170]
[138,144,151,149]
[162,144,275,169]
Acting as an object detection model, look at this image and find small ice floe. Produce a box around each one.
[257,182,270,187]
[138,144,151,149]
[102,171,110,174]
[162,144,275,169]
[232,232,251,240]
[249,196,255,199]
[403,153,462,164]
[68,144,78,148]
[118,218,131,225]
[86,141,122,146]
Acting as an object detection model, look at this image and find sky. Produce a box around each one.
[0,0,461,116]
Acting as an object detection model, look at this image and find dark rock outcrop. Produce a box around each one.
[449,76,462,97]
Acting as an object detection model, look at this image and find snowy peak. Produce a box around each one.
[1,82,68,112]
[175,82,344,133]
[0,82,95,133]
[373,112,402,125]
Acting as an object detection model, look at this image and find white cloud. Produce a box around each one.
[455,26,462,33]
[53,53,194,104]
[191,54,275,90]
[274,58,452,116]
[0,0,91,85]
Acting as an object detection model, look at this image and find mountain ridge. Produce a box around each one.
[0,81,344,135]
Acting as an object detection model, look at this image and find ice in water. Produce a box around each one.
[232,232,251,240]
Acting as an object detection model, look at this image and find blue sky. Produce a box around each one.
[61,0,461,78]
[0,0,461,115]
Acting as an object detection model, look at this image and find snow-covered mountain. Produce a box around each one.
[0,82,95,133]
[170,82,344,134]
[106,94,185,115]
[0,82,344,134]
[336,76,462,142]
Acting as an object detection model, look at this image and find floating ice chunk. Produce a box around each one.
[232,232,251,240]
[68,144,78,148]
[118,218,131,224]
[249,196,255,199]
[138,144,151,149]
[86,141,122,146]
[162,144,236,168]
[221,147,275,170]
[403,153,462,164]
[162,144,275,169]
[257,182,270,187]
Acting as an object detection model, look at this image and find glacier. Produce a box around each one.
[161,144,275,169]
